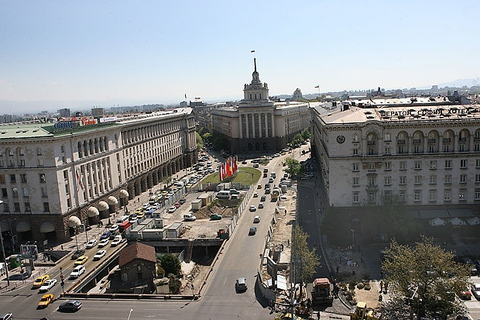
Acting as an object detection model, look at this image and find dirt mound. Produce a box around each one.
[194,200,236,219]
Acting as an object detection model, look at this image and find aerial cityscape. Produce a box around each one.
[1,1,480,320]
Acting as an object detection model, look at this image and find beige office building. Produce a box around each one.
[311,98,480,211]
[0,108,196,245]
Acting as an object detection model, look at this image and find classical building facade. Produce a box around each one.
[311,98,480,210]
[211,59,311,154]
[0,108,196,246]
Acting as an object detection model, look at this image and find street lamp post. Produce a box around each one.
[351,229,355,248]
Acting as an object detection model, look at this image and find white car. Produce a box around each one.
[39,279,57,292]
[98,238,109,248]
[93,250,107,260]
[69,265,86,279]
[111,235,122,246]
[253,216,260,223]
[280,195,287,201]
[258,202,264,209]
[109,225,119,233]
[168,206,176,213]
[85,239,97,249]
[249,205,257,212]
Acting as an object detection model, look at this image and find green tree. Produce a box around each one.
[195,132,204,150]
[291,133,304,146]
[292,225,321,289]
[381,236,470,319]
[202,132,212,142]
[300,129,311,141]
[160,253,181,276]
[284,157,302,178]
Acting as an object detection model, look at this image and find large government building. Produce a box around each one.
[311,97,480,211]
[211,59,311,154]
[0,108,196,246]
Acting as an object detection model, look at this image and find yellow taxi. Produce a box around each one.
[136,211,145,219]
[32,274,50,289]
[74,255,88,265]
[135,208,143,214]
[37,294,54,308]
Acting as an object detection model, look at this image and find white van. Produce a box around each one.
[216,190,231,199]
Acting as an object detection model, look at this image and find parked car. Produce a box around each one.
[258,203,264,209]
[109,224,119,233]
[253,192,258,198]
[253,216,260,223]
[0,313,12,320]
[210,214,222,220]
[58,300,82,312]
[85,239,97,249]
[249,227,257,235]
[236,277,247,292]
[168,206,177,213]
[458,287,472,300]
[93,250,107,260]
[260,196,266,202]
[249,205,256,212]
[98,238,109,248]
[184,214,197,221]
[69,265,86,279]
[32,275,50,289]
[471,283,480,300]
[37,294,54,308]
[39,279,57,293]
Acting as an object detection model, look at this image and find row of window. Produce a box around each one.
[122,120,181,146]
[2,201,49,213]
[0,173,46,184]
[352,159,480,171]
[77,136,109,158]
[352,189,480,204]
[352,173,480,187]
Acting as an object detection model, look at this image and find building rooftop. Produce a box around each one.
[0,108,192,140]
[118,242,156,267]
[317,102,480,125]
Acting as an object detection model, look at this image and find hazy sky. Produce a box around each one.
[1,0,479,113]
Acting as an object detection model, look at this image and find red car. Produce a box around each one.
[174,202,181,208]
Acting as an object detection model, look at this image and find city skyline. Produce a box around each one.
[1,0,479,113]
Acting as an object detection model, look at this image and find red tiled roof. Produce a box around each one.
[118,242,156,267]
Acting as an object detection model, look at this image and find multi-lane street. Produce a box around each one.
[0,148,313,319]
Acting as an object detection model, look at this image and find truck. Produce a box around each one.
[349,302,381,320]
[307,278,334,306]
[271,188,280,201]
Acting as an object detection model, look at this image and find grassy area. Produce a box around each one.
[201,167,262,185]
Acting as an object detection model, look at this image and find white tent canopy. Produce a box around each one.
[449,217,467,226]
[429,218,447,227]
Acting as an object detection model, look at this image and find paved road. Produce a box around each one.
[0,148,312,319]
